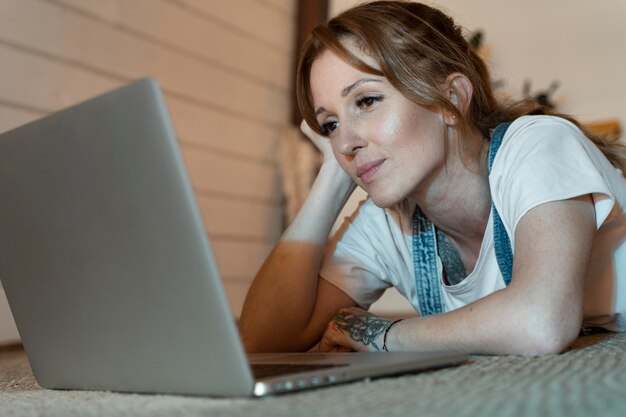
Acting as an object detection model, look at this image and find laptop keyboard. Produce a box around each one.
[251,363,347,379]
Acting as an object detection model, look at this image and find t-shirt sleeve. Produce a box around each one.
[490,116,616,242]
[319,199,396,309]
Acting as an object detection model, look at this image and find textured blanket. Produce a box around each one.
[1,332,625,417]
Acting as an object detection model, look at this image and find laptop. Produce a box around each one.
[0,78,468,397]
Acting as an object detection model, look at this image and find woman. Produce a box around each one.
[239,1,626,356]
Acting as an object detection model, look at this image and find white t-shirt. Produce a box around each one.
[320,115,626,331]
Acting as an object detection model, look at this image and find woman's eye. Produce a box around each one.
[356,95,382,109]
[320,121,338,136]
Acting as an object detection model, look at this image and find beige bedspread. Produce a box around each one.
[1,332,625,417]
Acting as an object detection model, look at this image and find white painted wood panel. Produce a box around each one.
[0,43,281,164]
[172,0,296,53]
[212,240,273,282]
[166,97,280,164]
[0,43,119,112]
[0,43,281,199]
[192,238,274,317]
[0,0,289,125]
[197,195,282,241]
[49,0,291,90]
[256,0,297,17]
[181,145,280,202]
[223,282,254,318]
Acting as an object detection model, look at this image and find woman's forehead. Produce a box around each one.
[310,42,381,88]
[310,49,384,104]
[331,38,379,69]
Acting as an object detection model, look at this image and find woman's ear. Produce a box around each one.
[443,73,474,126]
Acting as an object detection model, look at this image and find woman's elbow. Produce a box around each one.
[517,315,581,357]
[522,331,575,357]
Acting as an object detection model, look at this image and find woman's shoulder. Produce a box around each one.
[489,114,624,233]
[503,115,588,149]
[493,115,595,171]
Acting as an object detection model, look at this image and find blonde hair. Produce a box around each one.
[296,1,626,173]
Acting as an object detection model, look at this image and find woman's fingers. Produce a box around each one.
[300,120,333,158]
[319,322,354,352]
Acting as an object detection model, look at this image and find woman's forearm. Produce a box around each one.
[320,283,581,356]
[389,284,581,356]
[239,162,356,352]
[282,163,355,243]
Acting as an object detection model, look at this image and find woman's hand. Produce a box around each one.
[300,120,356,194]
[300,120,335,162]
[319,307,398,352]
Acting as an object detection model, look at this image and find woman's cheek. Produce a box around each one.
[332,147,353,173]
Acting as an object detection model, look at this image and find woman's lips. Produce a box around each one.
[357,160,384,185]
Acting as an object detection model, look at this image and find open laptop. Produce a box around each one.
[0,78,467,397]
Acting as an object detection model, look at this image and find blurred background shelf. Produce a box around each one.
[584,119,622,142]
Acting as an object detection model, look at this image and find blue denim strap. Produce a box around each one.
[411,122,514,316]
[488,122,514,286]
[412,206,445,316]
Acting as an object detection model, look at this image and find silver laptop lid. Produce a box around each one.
[0,78,254,396]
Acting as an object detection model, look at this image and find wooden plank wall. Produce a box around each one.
[0,0,295,332]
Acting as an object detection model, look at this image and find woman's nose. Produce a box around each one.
[336,128,367,156]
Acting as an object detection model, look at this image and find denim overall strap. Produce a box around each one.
[488,122,514,286]
[411,122,514,316]
[412,206,445,316]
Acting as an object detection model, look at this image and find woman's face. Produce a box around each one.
[310,43,448,208]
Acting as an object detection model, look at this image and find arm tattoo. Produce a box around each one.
[334,311,393,351]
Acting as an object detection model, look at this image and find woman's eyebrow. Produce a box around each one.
[315,106,327,116]
[341,78,381,97]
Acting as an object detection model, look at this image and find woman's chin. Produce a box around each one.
[369,193,402,209]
